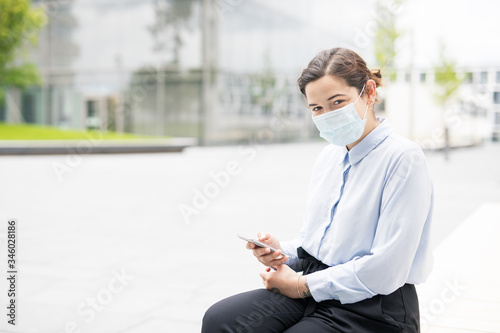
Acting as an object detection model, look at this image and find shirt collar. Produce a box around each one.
[345,117,392,166]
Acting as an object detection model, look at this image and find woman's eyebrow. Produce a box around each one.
[327,93,347,101]
[308,93,347,107]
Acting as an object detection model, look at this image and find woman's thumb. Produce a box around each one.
[258,231,269,241]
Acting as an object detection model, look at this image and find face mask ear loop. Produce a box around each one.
[354,84,368,120]
[354,84,366,105]
[362,104,369,120]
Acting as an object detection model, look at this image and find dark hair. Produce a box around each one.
[298,48,382,102]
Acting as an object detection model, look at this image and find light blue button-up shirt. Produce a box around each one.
[281,118,433,304]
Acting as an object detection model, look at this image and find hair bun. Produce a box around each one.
[371,69,382,79]
[370,69,382,87]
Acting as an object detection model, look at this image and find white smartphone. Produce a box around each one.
[237,234,281,254]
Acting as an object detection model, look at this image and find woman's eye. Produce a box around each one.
[312,106,322,112]
[333,100,345,105]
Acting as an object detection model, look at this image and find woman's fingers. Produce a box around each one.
[268,254,289,266]
[257,231,270,241]
[254,249,288,266]
[244,232,286,266]
[252,246,272,256]
[246,242,256,250]
[253,247,276,258]
[247,241,286,263]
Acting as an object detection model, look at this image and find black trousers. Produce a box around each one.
[202,248,420,332]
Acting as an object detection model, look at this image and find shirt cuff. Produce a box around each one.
[305,261,377,304]
[280,239,303,272]
[280,239,301,259]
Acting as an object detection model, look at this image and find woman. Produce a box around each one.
[202,47,433,332]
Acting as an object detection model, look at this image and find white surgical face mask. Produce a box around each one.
[312,84,368,146]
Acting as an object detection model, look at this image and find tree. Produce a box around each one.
[0,0,46,110]
[149,0,200,65]
[373,0,404,82]
[433,40,463,160]
[371,0,404,123]
[433,41,462,106]
[250,49,277,116]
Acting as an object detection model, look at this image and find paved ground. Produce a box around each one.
[417,202,500,332]
[0,141,499,332]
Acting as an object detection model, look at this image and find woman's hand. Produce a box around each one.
[246,232,289,267]
[260,264,303,299]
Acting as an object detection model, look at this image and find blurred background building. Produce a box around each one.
[1,0,499,146]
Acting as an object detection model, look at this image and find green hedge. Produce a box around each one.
[0,123,154,140]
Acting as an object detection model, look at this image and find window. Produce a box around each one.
[493,92,500,104]
[21,92,36,123]
[480,71,488,84]
[86,100,97,118]
[0,103,5,122]
[419,73,426,83]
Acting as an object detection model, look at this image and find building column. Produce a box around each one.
[5,88,23,123]
[201,0,219,145]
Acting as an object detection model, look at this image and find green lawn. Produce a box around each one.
[0,123,155,140]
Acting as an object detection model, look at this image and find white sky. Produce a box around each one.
[209,0,500,70]
[397,0,500,68]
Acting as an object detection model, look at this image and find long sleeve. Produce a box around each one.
[306,146,433,304]
[280,226,306,271]
[280,237,303,259]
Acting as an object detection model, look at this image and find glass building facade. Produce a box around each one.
[4,0,497,144]
[2,0,358,144]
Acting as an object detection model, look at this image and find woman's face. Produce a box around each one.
[305,75,369,119]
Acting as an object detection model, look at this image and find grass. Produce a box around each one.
[0,123,156,140]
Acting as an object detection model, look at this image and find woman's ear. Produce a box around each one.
[366,79,377,104]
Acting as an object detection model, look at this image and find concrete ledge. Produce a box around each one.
[0,138,197,155]
[419,139,485,151]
